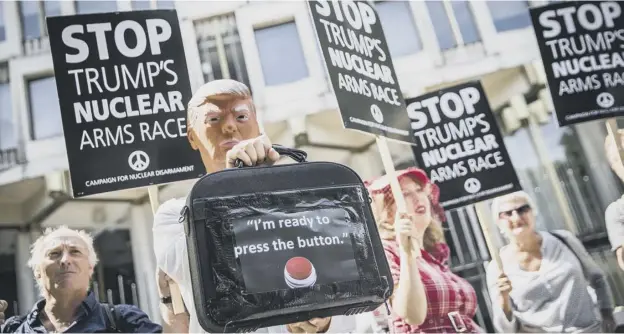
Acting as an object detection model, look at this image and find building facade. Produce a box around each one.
[0,0,622,330]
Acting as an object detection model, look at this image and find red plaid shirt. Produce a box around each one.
[383,240,483,333]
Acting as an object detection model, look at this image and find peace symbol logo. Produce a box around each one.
[464,178,481,194]
[128,150,150,172]
[370,104,384,124]
[596,92,615,109]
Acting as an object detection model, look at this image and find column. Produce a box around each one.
[179,19,204,93]
[349,148,383,181]
[130,203,160,321]
[15,231,37,315]
[469,1,498,55]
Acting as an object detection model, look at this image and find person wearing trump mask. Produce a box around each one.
[152,79,356,333]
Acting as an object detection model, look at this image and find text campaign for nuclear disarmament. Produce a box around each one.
[531,1,624,126]
[308,0,412,143]
[409,82,521,210]
[47,10,203,197]
[231,208,358,293]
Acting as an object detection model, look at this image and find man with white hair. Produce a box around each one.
[0,226,162,333]
[153,79,361,333]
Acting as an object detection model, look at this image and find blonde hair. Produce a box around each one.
[369,179,445,253]
[28,226,98,293]
[187,79,253,129]
[605,129,624,183]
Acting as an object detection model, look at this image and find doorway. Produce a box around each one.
[91,228,139,306]
[0,229,18,318]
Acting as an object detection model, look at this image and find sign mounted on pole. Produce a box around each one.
[47,10,204,197]
[530,1,624,126]
[307,0,412,143]
[408,81,522,210]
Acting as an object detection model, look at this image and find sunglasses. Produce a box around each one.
[498,204,531,219]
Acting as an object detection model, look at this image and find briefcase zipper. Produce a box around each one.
[180,205,190,236]
[356,187,364,202]
[179,206,189,223]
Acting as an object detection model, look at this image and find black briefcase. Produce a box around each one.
[179,145,393,333]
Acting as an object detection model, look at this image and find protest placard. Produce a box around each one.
[308,0,412,143]
[408,82,522,209]
[47,10,203,197]
[530,1,624,126]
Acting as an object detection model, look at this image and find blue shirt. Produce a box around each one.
[1,292,162,333]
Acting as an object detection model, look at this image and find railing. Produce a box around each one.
[444,206,495,332]
[91,229,140,306]
[92,274,140,306]
[23,36,51,57]
[194,14,251,89]
[0,148,19,172]
[441,42,487,66]
[588,245,624,306]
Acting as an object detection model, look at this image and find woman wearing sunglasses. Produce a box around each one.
[366,168,483,333]
[486,191,615,333]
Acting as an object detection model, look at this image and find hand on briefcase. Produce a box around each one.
[180,145,393,332]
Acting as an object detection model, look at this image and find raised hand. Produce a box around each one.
[225,134,280,168]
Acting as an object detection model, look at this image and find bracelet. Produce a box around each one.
[160,296,172,304]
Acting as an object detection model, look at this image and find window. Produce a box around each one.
[156,0,175,9]
[20,2,40,40]
[426,1,455,50]
[131,0,151,10]
[43,2,62,21]
[28,77,63,140]
[132,0,174,10]
[494,103,624,237]
[0,65,14,150]
[195,14,250,87]
[255,22,308,86]
[450,1,480,44]
[0,84,13,149]
[19,1,61,57]
[487,1,532,32]
[20,1,62,40]
[375,1,422,58]
[426,1,481,51]
[76,1,117,14]
[0,2,5,42]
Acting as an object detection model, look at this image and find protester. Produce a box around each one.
[152,79,356,333]
[0,226,162,333]
[486,191,615,333]
[365,168,483,333]
[604,130,624,270]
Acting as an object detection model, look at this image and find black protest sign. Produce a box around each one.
[231,208,359,293]
[307,0,412,143]
[408,82,522,210]
[530,1,624,126]
[47,10,203,197]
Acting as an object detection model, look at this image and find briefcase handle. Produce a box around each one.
[234,144,307,168]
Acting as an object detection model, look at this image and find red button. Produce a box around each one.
[285,257,313,280]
